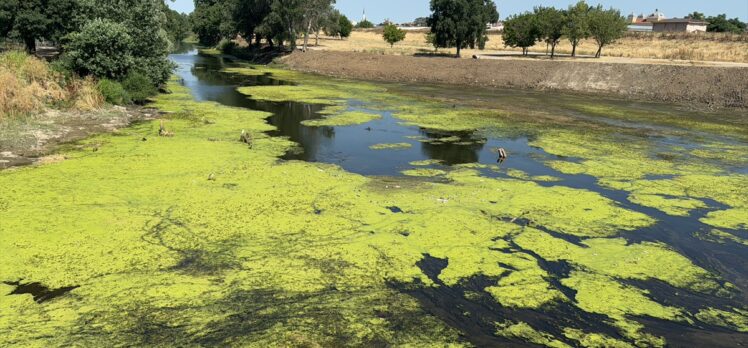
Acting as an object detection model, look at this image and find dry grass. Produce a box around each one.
[309,30,748,63]
[0,51,103,120]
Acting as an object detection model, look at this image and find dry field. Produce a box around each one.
[309,30,748,64]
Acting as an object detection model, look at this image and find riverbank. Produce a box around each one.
[0,106,156,169]
[280,51,748,109]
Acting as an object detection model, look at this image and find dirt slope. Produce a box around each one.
[281,51,748,109]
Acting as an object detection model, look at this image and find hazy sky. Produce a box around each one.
[167,0,748,23]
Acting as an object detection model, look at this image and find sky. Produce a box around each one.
[167,0,748,23]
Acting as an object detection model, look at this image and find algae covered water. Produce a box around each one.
[1,48,747,346]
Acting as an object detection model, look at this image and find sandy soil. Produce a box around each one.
[281,50,748,109]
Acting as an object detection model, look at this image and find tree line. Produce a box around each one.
[190,0,352,51]
[502,1,628,58]
[0,0,191,88]
[686,12,747,34]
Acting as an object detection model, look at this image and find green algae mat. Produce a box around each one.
[1,50,747,347]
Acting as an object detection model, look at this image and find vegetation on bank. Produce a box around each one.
[504,2,628,58]
[2,61,747,346]
[0,1,192,119]
[191,0,352,51]
[0,51,102,120]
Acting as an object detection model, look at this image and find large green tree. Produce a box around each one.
[706,14,746,33]
[233,0,272,45]
[1,0,77,52]
[428,0,498,57]
[534,6,566,58]
[191,0,232,46]
[65,0,174,85]
[502,12,539,56]
[563,0,590,57]
[301,0,335,51]
[587,5,627,58]
[164,7,192,44]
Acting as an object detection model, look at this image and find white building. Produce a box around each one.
[652,19,709,33]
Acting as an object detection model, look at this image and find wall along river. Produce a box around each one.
[0,47,746,346]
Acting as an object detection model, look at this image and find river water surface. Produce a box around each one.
[165,48,748,346]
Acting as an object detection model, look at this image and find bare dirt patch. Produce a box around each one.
[0,106,157,169]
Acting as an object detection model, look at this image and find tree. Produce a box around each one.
[534,6,566,58]
[428,0,498,57]
[301,0,335,52]
[413,17,429,27]
[502,12,539,56]
[164,8,191,44]
[0,0,79,51]
[564,0,590,57]
[706,14,746,33]
[233,0,272,45]
[0,1,17,39]
[63,19,134,80]
[11,0,48,52]
[191,0,231,46]
[325,12,352,39]
[382,23,406,48]
[355,19,374,29]
[587,5,627,58]
[338,14,353,38]
[686,12,705,21]
[68,0,174,85]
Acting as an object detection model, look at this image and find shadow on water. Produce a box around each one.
[3,281,78,303]
[169,48,748,346]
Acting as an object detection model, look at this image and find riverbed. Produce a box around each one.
[1,48,746,347]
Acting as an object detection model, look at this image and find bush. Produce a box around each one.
[217,38,238,54]
[63,19,134,81]
[97,79,130,105]
[382,24,406,48]
[121,72,157,104]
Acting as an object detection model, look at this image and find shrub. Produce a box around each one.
[121,72,157,104]
[63,19,134,81]
[70,76,105,111]
[218,38,238,54]
[382,24,406,48]
[97,79,130,105]
[0,50,103,119]
[0,50,66,119]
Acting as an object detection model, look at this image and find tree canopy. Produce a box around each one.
[705,14,746,33]
[427,0,499,57]
[563,1,590,57]
[502,12,539,56]
[382,24,406,48]
[534,6,566,58]
[587,5,627,58]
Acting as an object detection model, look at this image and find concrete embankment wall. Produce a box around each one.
[281,51,748,109]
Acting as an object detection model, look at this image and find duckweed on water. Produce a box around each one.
[695,307,748,332]
[369,142,413,150]
[495,321,571,348]
[401,168,447,177]
[301,111,382,127]
[2,63,747,346]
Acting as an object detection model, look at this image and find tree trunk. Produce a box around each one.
[456,41,461,57]
[315,29,320,46]
[551,42,556,59]
[595,44,603,58]
[571,41,577,57]
[24,36,36,53]
[302,21,312,52]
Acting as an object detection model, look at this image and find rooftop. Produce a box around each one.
[654,18,709,25]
